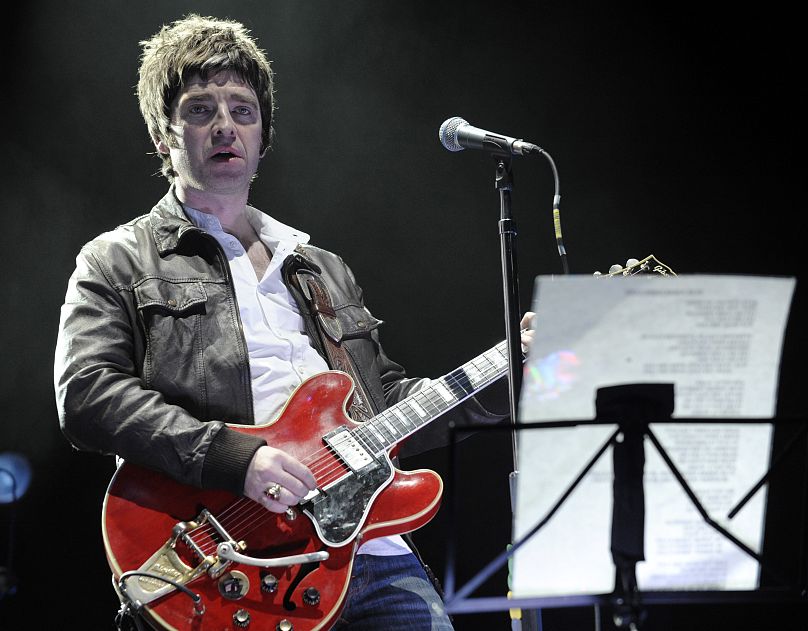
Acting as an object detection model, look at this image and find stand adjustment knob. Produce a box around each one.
[302,586,320,606]
[233,609,251,627]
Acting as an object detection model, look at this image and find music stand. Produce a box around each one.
[440,389,808,629]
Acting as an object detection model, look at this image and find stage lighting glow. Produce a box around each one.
[0,452,32,504]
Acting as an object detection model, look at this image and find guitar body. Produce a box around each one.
[103,372,443,631]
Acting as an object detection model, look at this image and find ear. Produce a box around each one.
[153,136,170,155]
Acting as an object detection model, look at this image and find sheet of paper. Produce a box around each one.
[519,274,795,421]
[511,274,794,597]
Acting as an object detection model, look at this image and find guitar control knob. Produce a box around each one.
[276,619,293,631]
[233,609,251,627]
[261,573,279,593]
[302,586,321,606]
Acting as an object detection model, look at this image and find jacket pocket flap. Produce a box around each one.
[335,304,382,338]
[134,278,207,312]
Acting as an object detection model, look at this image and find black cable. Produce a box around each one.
[531,147,568,274]
[118,570,204,614]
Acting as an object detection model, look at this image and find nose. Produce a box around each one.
[212,104,236,138]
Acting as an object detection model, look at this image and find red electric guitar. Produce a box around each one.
[103,255,674,631]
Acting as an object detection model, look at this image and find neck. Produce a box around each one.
[175,181,252,238]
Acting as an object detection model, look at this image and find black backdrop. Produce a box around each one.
[1,1,806,629]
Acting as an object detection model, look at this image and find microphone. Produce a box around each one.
[439,115,569,274]
[438,117,541,157]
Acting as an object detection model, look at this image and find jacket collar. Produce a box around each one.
[148,188,322,270]
[149,187,201,256]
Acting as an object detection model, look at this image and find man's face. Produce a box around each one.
[156,71,263,195]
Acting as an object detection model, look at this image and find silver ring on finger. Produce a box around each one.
[264,482,283,501]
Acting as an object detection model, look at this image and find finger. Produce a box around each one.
[262,482,301,507]
[248,446,317,495]
[261,493,290,513]
[267,469,313,500]
[280,457,318,492]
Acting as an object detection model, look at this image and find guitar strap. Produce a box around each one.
[293,268,375,423]
[283,250,453,609]
[293,267,449,604]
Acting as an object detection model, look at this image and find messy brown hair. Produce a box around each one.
[137,14,275,180]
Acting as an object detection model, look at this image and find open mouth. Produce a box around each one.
[211,151,238,162]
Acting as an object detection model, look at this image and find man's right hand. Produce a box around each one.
[243,445,318,512]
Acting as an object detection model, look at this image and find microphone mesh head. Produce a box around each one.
[439,117,467,152]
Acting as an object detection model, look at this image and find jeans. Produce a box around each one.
[332,553,454,630]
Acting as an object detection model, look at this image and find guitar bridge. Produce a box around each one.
[119,514,218,606]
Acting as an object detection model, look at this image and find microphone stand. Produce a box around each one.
[496,158,523,466]
[494,157,542,631]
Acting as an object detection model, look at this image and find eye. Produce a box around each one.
[233,106,253,116]
[188,104,210,115]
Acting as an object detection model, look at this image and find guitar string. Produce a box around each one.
[186,345,510,552]
[213,347,509,499]
[320,343,507,463]
[310,342,508,466]
[188,347,509,550]
[191,407,505,554]
[187,351,509,555]
[300,348,507,484]
[188,386,502,553]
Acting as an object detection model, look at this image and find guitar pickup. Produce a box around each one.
[323,427,377,474]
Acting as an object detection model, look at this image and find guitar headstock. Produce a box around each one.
[594,254,676,278]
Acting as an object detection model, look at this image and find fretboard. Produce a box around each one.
[353,339,512,454]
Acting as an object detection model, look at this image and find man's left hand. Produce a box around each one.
[520,311,536,354]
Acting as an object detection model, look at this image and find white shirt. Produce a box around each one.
[184,205,330,422]
[184,205,408,556]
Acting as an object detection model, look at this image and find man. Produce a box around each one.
[54,14,532,630]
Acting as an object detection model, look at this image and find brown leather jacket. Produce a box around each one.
[54,190,507,496]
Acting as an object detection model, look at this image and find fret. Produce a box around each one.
[407,400,427,418]
[391,406,415,430]
[463,361,486,388]
[423,390,453,419]
[445,368,474,399]
[380,416,403,439]
[353,429,379,456]
[416,389,444,414]
[371,417,397,443]
[361,423,386,451]
[478,352,499,376]
[351,337,520,457]
[434,381,456,404]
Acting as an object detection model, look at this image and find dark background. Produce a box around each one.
[1,1,806,629]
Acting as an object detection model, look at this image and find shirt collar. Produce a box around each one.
[182,204,311,250]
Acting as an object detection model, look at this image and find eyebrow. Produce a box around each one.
[179,91,259,107]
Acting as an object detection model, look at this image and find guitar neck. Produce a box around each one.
[358,339,512,454]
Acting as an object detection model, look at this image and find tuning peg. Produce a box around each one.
[593,271,602,276]
[608,264,623,274]
[625,258,639,268]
